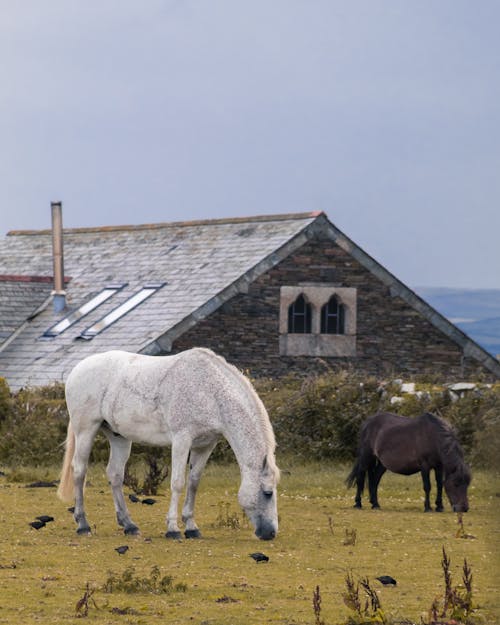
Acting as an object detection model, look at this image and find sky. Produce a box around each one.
[1,1,499,290]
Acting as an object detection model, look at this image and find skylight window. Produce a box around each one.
[43,284,126,337]
[78,282,166,340]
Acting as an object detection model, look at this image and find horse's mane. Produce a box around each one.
[421,413,471,483]
[194,348,280,481]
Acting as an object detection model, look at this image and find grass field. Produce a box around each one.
[0,461,498,624]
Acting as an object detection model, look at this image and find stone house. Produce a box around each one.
[0,209,498,391]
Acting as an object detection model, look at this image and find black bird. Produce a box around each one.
[128,494,140,503]
[29,520,46,530]
[249,552,269,563]
[36,515,54,524]
[376,576,397,586]
[115,545,129,555]
[26,480,58,488]
[141,498,156,505]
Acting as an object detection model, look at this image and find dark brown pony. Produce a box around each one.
[346,411,471,512]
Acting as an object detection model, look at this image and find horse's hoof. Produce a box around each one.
[353,503,362,509]
[435,507,444,513]
[184,529,201,539]
[124,525,140,535]
[371,504,380,510]
[165,531,182,540]
[76,527,91,535]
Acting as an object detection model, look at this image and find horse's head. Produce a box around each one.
[238,455,280,541]
[444,465,471,513]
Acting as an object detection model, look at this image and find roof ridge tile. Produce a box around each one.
[7,211,323,237]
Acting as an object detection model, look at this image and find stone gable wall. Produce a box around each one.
[171,236,491,380]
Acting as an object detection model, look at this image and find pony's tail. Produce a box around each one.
[57,422,75,502]
[345,459,361,489]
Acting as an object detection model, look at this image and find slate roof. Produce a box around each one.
[0,210,498,390]
[0,212,319,389]
[0,276,53,345]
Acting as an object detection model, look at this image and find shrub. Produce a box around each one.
[0,383,109,467]
[256,371,382,461]
[0,383,68,466]
[0,374,498,471]
[0,377,11,422]
[124,446,170,495]
[256,374,500,466]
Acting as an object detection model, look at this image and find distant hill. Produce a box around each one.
[415,287,500,358]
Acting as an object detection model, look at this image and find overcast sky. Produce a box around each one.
[1,1,499,289]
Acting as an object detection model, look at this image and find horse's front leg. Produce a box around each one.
[421,469,432,512]
[434,466,444,512]
[166,436,191,539]
[182,441,217,538]
[106,435,139,535]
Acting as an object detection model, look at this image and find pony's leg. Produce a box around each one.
[354,470,366,508]
[182,441,217,538]
[349,453,374,509]
[166,436,191,539]
[72,428,100,535]
[434,466,444,512]
[368,461,386,509]
[106,435,139,535]
[421,469,432,512]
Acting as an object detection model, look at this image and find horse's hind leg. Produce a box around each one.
[368,461,386,509]
[421,469,432,512]
[434,466,444,512]
[182,441,217,538]
[72,427,100,535]
[354,471,366,508]
[105,434,139,535]
[351,454,374,508]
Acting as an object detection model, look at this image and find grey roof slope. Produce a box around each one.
[0,277,52,345]
[0,212,319,389]
[0,211,498,390]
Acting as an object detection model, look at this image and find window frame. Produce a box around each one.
[320,294,345,335]
[279,285,357,357]
[77,282,166,340]
[288,293,312,334]
[42,283,127,337]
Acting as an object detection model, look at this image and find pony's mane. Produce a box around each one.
[421,413,470,482]
[194,348,280,481]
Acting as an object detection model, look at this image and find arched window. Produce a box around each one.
[321,295,345,334]
[288,294,312,333]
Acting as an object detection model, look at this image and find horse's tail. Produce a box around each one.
[345,416,373,488]
[345,458,362,488]
[57,421,75,502]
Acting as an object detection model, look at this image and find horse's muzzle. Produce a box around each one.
[255,521,277,541]
[453,503,469,513]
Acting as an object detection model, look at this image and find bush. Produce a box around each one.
[0,383,68,466]
[0,377,12,422]
[0,383,108,468]
[0,374,498,471]
[255,374,500,466]
[256,371,382,461]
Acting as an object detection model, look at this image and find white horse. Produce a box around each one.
[58,348,280,541]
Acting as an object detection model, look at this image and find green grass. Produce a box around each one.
[0,461,498,624]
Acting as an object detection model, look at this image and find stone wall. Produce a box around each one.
[171,234,491,380]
